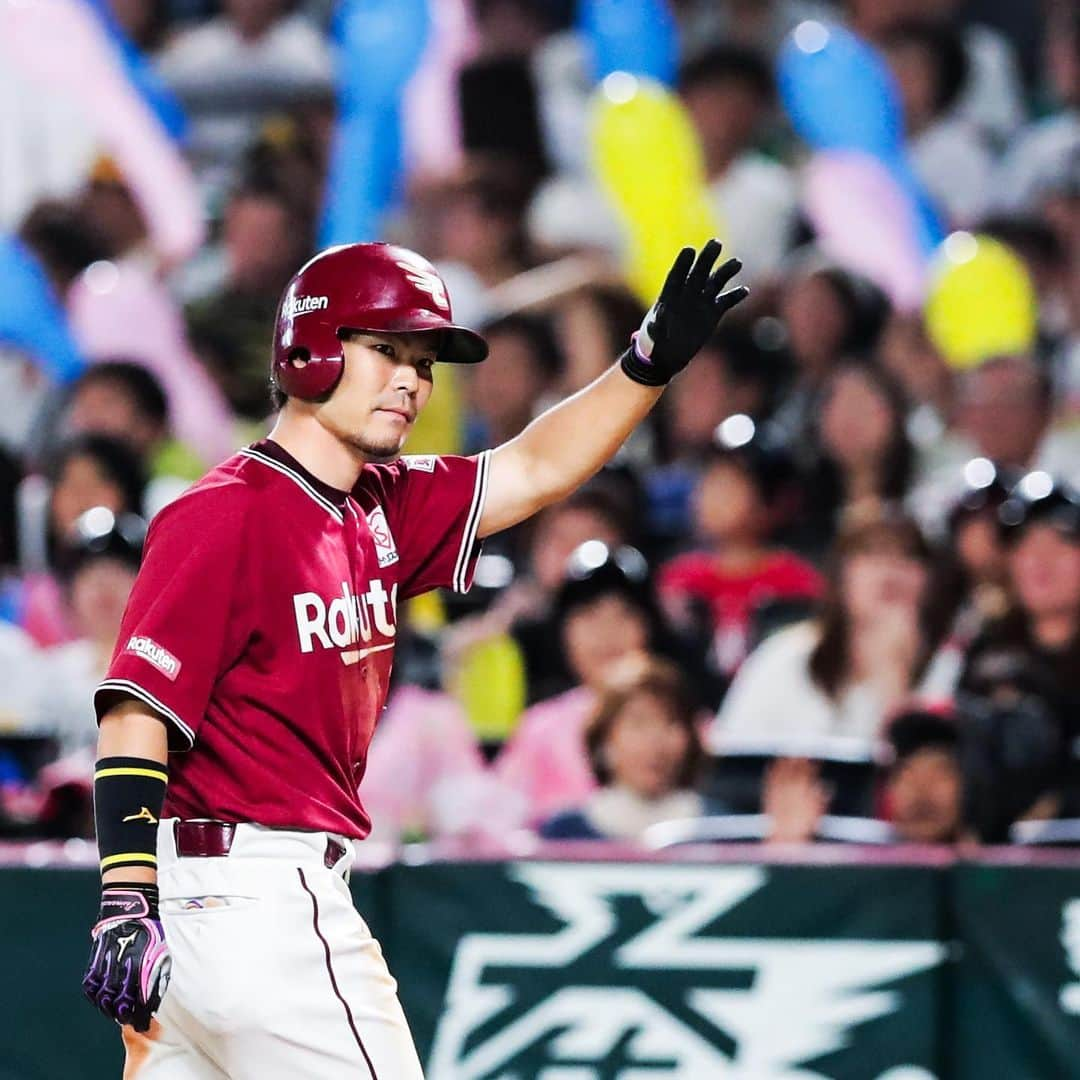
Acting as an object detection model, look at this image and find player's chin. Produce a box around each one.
[351,425,409,461]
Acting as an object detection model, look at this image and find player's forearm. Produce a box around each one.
[479,363,662,536]
[98,702,169,884]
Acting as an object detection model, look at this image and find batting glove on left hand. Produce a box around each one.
[83,884,171,1032]
[621,239,748,387]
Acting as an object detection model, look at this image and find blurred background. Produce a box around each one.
[4,0,1080,1076]
[1,0,1078,854]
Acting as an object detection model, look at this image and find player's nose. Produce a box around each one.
[389,363,419,396]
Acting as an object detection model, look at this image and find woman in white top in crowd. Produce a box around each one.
[712,505,951,753]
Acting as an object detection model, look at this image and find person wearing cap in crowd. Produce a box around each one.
[31,507,146,759]
[959,472,1080,789]
[658,415,820,697]
[752,704,967,846]
[494,541,689,826]
[881,706,965,844]
[911,354,1080,530]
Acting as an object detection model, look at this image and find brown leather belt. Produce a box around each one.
[173,820,347,870]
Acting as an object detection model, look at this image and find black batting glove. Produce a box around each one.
[83,884,171,1033]
[620,239,748,387]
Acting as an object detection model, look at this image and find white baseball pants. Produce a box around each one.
[120,819,424,1079]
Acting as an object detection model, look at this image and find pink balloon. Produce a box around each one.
[1,0,203,265]
[402,0,477,179]
[802,150,928,311]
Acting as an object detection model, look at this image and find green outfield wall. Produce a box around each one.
[2,848,1078,1079]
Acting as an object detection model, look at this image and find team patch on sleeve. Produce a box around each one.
[402,454,437,473]
[123,636,182,681]
[366,506,399,568]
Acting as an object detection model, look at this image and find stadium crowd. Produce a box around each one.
[1,0,1079,851]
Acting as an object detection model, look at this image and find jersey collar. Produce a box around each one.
[243,439,351,519]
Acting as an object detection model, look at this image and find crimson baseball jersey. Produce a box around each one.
[93,439,491,838]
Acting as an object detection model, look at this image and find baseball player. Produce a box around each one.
[81,239,746,1077]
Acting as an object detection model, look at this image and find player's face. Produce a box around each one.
[319,332,437,460]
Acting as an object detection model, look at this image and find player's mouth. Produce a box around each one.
[374,406,414,424]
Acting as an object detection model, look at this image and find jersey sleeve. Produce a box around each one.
[366,451,491,599]
[93,482,253,751]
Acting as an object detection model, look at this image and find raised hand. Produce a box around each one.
[621,239,748,387]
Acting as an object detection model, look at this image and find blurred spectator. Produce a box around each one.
[32,508,145,757]
[442,479,634,714]
[647,324,786,542]
[464,313,562,453]
[880,18,994,226]
[913,355,1080,527]
[882,706,964,844]
[959,474,1080,829]
[20,434,146,647]
[185,176,312,420]
[878,313,953,452]
[18,201,111,307]
[361,683,525,846]
[106,0,170,53]
[760,757,832,844]
[919,461,1015,698]
[156,0,334,200]
[553,283,646,397]
[844,0,1026,144]
[539,657,718,841]
[659,422,821,687]
[713,507,947,751]
[677,0,834,56]
[796,360,914,556]
[19,199,236,466]
[495,543,682,824]
[428,164,537,327]
[993,7,1080,215]
[678,44,798,281]
[768,260,891,453]
[63,361,194,516]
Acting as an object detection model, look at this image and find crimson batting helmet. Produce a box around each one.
[272,242,488,400]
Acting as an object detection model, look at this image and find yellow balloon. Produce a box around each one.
[924,233,1038,370]
[590,73,724,304]
[449,633,527,745]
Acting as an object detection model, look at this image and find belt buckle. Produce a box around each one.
[174,819,236,858]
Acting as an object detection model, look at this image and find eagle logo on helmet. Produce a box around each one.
[395,255,449,312]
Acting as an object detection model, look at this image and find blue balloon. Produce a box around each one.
[887,154,946,254]
[778,22,902,159]
[320,0,430,245]
[84,0,187,142]
[778,22,944,255]
[0,237,85,385]
[578,0,678,84]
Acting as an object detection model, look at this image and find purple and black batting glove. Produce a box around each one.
[82,884,171,1032]
[621,239,748,387]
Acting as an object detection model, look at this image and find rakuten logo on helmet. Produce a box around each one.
[293,579,398,655]
[283,295,329,318]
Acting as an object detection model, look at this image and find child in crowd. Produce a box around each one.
[659,420,820,687]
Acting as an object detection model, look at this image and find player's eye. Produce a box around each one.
[372,342,395,358]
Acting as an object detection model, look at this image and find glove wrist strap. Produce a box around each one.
[99,882,160,922]
[619,343,670,387]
